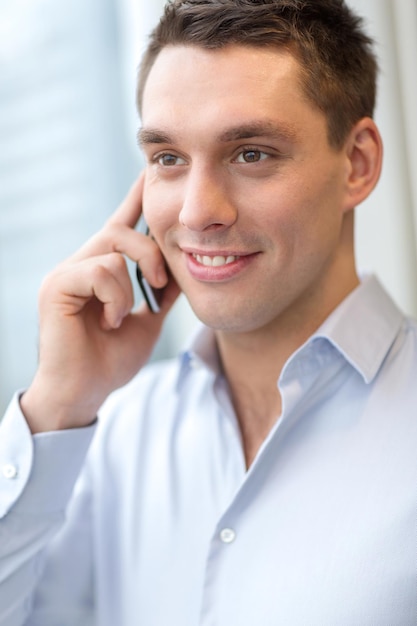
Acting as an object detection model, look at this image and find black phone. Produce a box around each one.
[136,222,163,314]
[136,263,162,313]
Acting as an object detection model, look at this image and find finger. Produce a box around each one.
[68,173,144,263]
[68,229,167,289]
[136,242,169,288]
[106,172,145,228]
[132,274,181,323]
[69,222,144,263]
[94,267,132,331]
[67,172,153,263]
[50,253,135,329]
[158,273,181,312]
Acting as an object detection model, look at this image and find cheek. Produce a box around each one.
[249,186,306,241]
[142,179,181,236]
[256,188,336,267]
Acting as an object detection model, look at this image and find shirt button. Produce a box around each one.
[220,528,236,544]
[2,463,18,479]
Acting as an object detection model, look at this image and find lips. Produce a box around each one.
[182,248,258,282]
[192,253,238,267]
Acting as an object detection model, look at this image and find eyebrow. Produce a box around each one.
[137,120,297,147]
[137,128,173,146]
[217,121,297,143]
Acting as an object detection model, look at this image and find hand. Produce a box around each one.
[21,174,180,433]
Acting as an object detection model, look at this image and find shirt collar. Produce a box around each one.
[312,275,404,383]
[177,275,404,389]
[177,325,222,390]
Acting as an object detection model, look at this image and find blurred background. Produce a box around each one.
[0,0,416,413]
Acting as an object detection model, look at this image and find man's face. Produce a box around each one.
[140,44,355,334]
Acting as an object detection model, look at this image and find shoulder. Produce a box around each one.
[86,358,182,471]
[94,350,215,443]
[390,314,417,364]
[373,314,417,422]
[99,356,182,424]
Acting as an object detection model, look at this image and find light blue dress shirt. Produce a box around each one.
[0,275,416,625]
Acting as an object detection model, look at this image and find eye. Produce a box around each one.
[235,149,268,164]
[156,153,187,167]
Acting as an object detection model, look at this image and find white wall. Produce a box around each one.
[350,0,417,315]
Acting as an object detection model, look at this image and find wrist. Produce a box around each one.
[20,383,97,434]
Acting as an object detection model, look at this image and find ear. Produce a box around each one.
[342,117,383,212]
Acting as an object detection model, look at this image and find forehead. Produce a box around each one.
[143,44,301,111]
[141,44,326,144]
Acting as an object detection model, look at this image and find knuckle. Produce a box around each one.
[90,263,110,283]
[91,253,127,281]
[100,222,126,249]
[38,264,65,299]
[38,274,54,303]
[108,251,128,274]
[137,238,161,266]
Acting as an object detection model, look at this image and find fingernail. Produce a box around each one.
[114,315,123,329]
[157,266,167,285]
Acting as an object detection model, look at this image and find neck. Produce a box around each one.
[215,263,359,468]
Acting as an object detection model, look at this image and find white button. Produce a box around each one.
[2,463,18,479]
[220,528,236,544]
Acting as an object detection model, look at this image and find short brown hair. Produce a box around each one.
[137,0,378,148]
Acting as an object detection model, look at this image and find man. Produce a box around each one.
[1,0,416,624]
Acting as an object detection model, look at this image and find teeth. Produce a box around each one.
[193,254,238,267]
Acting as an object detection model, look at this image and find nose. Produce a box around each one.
[178,165,237,232]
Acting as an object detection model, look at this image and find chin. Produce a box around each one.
[188,297,274,335]
[178,274,284,334]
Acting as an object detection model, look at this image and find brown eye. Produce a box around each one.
[235,149,268,163]
[157,153,186,166]
[159,154,177,166]
[243,150,260,162]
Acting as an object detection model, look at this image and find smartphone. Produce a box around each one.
[136,263,162,313]
[136,222,163,314]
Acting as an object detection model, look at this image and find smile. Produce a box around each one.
[192,254,239,267]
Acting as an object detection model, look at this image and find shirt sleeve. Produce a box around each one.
[0,393,97,626]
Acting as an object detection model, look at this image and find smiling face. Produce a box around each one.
[140,44,359,336]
